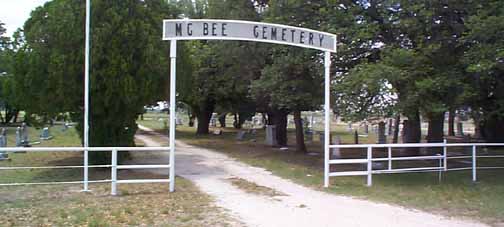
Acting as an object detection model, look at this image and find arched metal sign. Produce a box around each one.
[163,19,337,52]
[163,19,337,189]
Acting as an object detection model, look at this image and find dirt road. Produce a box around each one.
[134,126,487,227]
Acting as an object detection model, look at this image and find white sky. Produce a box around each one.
[0,0,50,37]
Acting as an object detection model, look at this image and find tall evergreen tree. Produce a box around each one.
[16,0,180,163]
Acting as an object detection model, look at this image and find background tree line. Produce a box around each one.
[0,0,503,162]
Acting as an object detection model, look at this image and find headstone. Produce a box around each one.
[248,128,257,136]
[377,121,387,144]
[456,122,464,136]
[305,128,313,142]
[210,113,218,127]
[252,116,261,127]
[347,123,353,132]
[21,123,29,144]
[15,127,22,147]
[372,162,385,170]
[330,136,341,159]
[0,128,6,147]
[0,129,7,159]
[62,122,69,131]
[309,114,314,129]
[266,125,277,146]
[236,131,247,141]
[175,117,183,125]
[40,127,53,140]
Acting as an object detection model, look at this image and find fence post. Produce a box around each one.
[111,149,117,196]
[83,148,89,192]
[438,154,443,183]
[387,147,392,171]
[443,139,447,171]
[169,40,178,192]
[472,145,477,182]
[323,51,331,188]
[367,146,372,187]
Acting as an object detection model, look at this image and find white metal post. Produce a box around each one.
[387,147,392,171]
[111,149,117,195]
[438,154,443,183]
[83,0,91,192]
[367,146,372,187]
[443,139,447,171]
[323,51,331,188]
[169,40,177,192]
[472,145,477,182]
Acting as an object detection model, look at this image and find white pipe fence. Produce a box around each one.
[0,147,173,195]
[326,141,504,186]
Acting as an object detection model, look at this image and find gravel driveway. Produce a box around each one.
[134,126,487,227]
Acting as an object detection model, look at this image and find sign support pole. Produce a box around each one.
[324,51,331,187]
[169,40,177,192]
[83,0,91,192]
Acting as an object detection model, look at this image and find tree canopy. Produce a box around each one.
[1,0,504,159]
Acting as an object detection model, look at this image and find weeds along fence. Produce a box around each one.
[0,147,173,195]
[326,141,504,186]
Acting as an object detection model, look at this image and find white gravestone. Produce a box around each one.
[40,127,53,140]
[266,125,277,146]
[0,128,7,160]
[15,127,22,147]
[21,123,29,145]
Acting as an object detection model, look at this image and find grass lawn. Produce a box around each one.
[138,112,504,226]
[0,125,237,226]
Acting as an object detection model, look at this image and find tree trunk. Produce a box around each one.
[12,111,19,123]
[392,115,400,143]
[402,111,421,155]
[195,100,215,135]
[266,112,274,125]
[188,114,195,127]
[481,115,504,142]
[273,109,288,147]
[427,112,445,143]
[293,111,306,153]
[237,113,247,129]
[218,113,226,128]
[233,113,240,129]
[404,111,421,143]
[448,109,455,136]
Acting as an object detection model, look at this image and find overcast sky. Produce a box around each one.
[0,0,50,37]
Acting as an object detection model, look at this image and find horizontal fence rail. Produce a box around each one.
[0,147,173,195]
[326,141,504,187]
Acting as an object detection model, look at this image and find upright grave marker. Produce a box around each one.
[0,128,7,160]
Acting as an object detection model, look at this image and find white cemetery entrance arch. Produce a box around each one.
[163,19,337,187]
